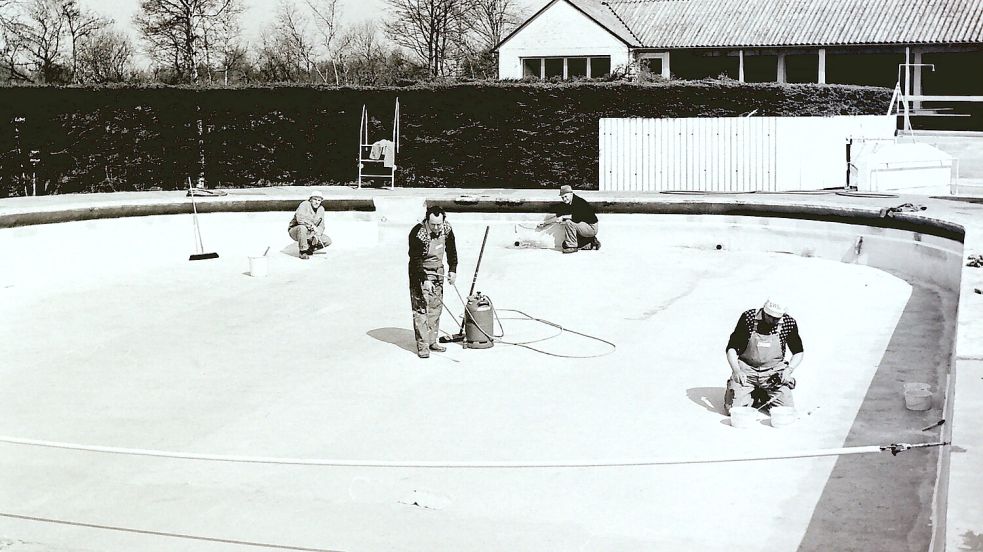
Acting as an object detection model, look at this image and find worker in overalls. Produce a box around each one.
[408,206,458,358]
[724,299,805,413]
[287,191,331,259]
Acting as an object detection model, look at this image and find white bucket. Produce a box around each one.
[770,406,797,428]
[248,256,269,278]
[729,407,757,429]
[904,388,932,411]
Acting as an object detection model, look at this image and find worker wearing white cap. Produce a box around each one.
[538,185,600,253]
[724,299,805,414]
[287,191,331,259]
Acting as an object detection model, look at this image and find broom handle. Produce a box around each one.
[188,177,204,252]
[468,226,490,297]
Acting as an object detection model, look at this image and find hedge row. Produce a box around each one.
[0,80,893,196]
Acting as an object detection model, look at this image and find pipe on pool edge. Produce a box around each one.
[0,197,966,244]
[0,198,375,229]
[430,199,966,243]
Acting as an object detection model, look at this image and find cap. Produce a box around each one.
[559,185,573,195]
[309,190,325,199]
[762,299,786,318]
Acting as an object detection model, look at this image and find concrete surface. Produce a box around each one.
[0,187,980,552]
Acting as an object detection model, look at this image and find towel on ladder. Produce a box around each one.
[370,139,395,168]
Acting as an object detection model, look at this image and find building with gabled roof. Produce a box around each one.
[496,0,983,102]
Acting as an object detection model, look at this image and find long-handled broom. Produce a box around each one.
[188,177,219,261]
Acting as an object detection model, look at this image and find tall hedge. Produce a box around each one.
[0,80,893,196]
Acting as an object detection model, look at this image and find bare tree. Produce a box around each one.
[304,0,342,83]
[60,0,108,82]
[18,0,69,82]
[1,5,34,82]
[201,2,245,83]
[255,0,324,83]
[76,27,133,83]
[467,0,521,51]
[134,0,243,83]
[385,0,478,78]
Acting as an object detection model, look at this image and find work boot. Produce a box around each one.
[562,246,578,254]
[299,252,310,260]
[417,348,430,359]
[429,343,447,352]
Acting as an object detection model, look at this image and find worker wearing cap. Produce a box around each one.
[288,191,331,259]
[724,299,805,413]
[540,185,600,253]
[408,206,458,358]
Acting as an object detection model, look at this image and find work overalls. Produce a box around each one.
[724,316,794,414]
[409,225,446,353]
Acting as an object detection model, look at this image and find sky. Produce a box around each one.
[79,0,541,57]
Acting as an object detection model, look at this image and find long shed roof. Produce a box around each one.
[571,0,983,48]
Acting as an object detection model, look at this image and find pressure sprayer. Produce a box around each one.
[441,226,498,349]
[463,292,495,349]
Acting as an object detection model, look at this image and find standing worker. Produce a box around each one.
[288,191,331,259]
[539,185,600,253]
[408,206,458,358]
[724,299,805,413]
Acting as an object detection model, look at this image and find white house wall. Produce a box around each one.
[498,1,632,79]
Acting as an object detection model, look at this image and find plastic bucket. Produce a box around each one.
[730,407,757,429]
[248,256,269,278]
[770,406,797,428]
[904,388,932,411]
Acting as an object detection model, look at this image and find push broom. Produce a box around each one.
[188,177,219,261]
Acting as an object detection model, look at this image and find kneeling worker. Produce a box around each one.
[724,299,804,413]
[539,185,599,253]
[408,206,458,358]
[288,191,331,259]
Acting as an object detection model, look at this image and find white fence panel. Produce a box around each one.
[599,115,895,192]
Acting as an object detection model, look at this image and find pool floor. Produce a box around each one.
[0,212,954,551]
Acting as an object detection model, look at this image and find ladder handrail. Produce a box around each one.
[357,98,400,190]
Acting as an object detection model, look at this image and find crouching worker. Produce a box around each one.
[538,185,599,253]
[408,206,457,358]
[724,299,804,413]
[288,191,331,259]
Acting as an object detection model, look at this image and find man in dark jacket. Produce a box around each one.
[408,206,458,358]
[541,185,600,253]
[724,299,805,414]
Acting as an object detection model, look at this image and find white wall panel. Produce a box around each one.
[599,115,895,191]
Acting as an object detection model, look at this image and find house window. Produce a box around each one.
[590,57,611,78]
[523,58,542,78]
[637,52,669,78]
[568,58,588,78]
[520,56,612,79]
[545,58,564,78]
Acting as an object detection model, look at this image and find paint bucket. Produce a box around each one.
[248,256,269,278]
[729,407,757,429]
[904,386,932,411]
[770,406,797,428]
